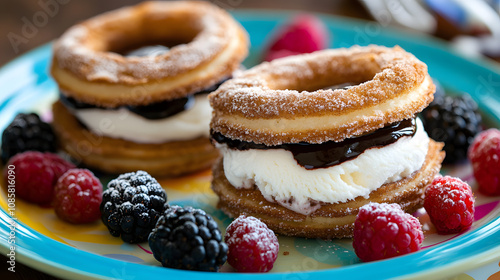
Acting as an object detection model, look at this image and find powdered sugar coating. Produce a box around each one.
[54,2,230,83]
[209,45,435,145]
[359,202,404,216]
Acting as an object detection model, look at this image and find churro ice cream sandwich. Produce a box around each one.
[50,1,248,177]
[209,45,444,238]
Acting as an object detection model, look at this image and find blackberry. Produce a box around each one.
[1,113,57,163]
[100,171,167,243]
[149,205,228,272]
[421,94,482,163]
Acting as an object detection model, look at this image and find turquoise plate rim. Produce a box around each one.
[1,10,500,280]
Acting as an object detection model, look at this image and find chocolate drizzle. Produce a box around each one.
[59,94,101,110]
[59,76,230,120]
[126,97,194,120]
[211,118,417,169]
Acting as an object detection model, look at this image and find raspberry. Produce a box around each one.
[263,14,328,61]
[3,151,75,205]
[53,169,103,224]
[149,205,228,272]
[225,215,279,272]
[1,112,57,163]
[424,176,475,234]
[468,129,500,195]
[353,203,423,262]
[46,153,77,178]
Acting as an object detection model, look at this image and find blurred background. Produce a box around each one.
[1,0,500,67]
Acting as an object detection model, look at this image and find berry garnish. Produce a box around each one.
[353,203,423,262]
[148,205,228,272]
[424,176,475,234]
[1,113,57,163]
[468,128,500,195]
[100,171,167,243]
[53,169,103,224]
[263,14,328,61]
[420,94,482,163]
[225,215,279,272]
[3,151,75,205]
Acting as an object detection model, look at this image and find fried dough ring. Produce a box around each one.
[212,140,444,239]
[209,45,435,145]
[51,1,248,108]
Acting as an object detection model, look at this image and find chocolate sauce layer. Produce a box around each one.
[59,76,229,120]
[211,118,417,169]
[126,97,194,120]
[60,42,229,120]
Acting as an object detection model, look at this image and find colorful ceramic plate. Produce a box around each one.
[1,11,500,280]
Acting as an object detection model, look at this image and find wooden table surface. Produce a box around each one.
[0,0,498,279]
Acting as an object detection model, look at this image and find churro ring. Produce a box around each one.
[209,45,435,145]
[51,1,248,107]
[212,140,444,239]
[52,101,219,177]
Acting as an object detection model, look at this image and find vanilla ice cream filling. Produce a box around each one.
[70,94,212,143]
[218,117,429,215]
